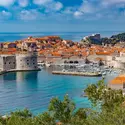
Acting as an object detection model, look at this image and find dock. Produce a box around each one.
[52,71,102,77]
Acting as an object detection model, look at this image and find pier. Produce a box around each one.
[52,71,102,77]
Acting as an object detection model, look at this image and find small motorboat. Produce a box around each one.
[45,63,51,67]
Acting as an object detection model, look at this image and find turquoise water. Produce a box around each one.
[0,69,102,115]
[0,31,122,42]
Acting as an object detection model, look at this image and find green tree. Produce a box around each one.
[0,116,7,125]
[33,112,56,125]
[10,109,32,118]
[69,108,89,125]
[7,115,33,125]
[86,106,125,125]
[48,94,75,124]
[85,79,125,111]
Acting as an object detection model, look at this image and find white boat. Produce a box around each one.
[102,72,106,75]
[38,65,44,69]
[46,63,51,67]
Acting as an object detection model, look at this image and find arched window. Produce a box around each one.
[74,61,79,64]
[64,60,67,64]
[69,61,73,64]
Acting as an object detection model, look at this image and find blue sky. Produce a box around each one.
[0,0,125,32]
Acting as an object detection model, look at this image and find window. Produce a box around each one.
[9,62,11,64]
[27,63,29,65]
[112,57,115,60]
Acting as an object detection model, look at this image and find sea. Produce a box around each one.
[0,31,123,42]
[0,31,122,115]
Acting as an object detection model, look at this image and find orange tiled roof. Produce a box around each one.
[110,75,125,84]
[96,51,112,55]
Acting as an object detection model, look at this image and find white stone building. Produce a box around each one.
[106,53,125,69]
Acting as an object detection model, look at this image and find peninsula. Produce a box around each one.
[0,32,125,75]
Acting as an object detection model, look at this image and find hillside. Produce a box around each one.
[81,32,125,45]
[111,32,125,41]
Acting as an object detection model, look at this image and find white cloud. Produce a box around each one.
[1,10,11,16]
[0,10,12,20]
[54,2,63,11]
[63,7,74,14]
[79,0,96,13]
[18,0,29,7]
[20,10,37,20]
[33,0,52,5]
[19,9,45,21]
[33,0,63,11]
[73,0,125,19]
[102,0,125,6]
[74,11,83,18]
[45,1,63,12]
[0,0,15,7]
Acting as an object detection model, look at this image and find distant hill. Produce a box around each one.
[81,32,125,45]
[111,32,125,41]
[101,32,125,45]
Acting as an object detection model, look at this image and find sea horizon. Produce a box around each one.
[0,31,124,42]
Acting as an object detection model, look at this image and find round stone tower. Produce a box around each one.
[16,52,39,71]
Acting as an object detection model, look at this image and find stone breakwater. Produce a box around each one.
[52,71,102,77]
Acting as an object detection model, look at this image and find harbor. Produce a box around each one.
[0,32,124,116]
[51,60,123,77]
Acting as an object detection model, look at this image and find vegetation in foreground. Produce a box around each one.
[0,80,125,125]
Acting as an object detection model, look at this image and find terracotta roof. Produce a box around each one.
[110,75,125,84]
[96,52,112,55]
